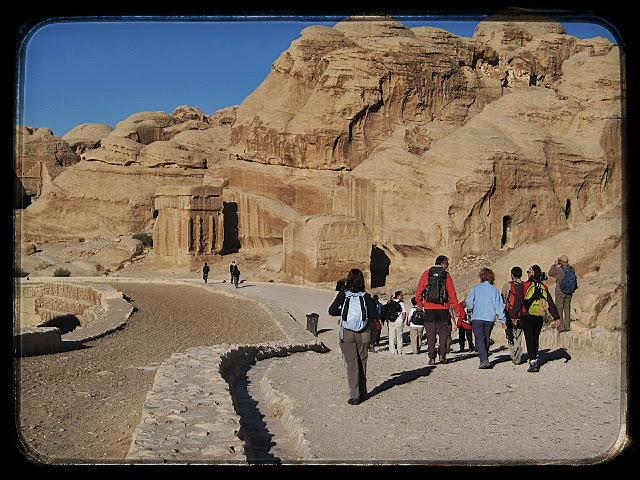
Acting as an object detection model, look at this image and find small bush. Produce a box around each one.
[132,232,153,247]
[53,267,71,277]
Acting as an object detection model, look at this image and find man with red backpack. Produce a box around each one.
[501,266,524,365]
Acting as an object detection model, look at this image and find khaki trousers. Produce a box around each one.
[339,328,370,400]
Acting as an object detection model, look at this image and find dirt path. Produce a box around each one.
[14,280,630,466]
[15,283,286,463]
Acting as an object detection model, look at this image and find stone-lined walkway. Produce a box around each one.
[17,277,627,465]
[117,279,332,463]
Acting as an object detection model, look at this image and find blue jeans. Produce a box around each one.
[471,320,494,362]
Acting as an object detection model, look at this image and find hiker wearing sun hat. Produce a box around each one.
[548,255,577,332]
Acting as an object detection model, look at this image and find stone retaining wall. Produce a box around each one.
[15,280,103,328]
[125,342,327,463]
[13,279,131,357]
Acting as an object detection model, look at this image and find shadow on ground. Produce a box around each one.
[366,365,435,401]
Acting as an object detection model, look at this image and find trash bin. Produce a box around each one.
[306,313,319,337]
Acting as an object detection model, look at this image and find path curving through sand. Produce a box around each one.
[16,282,286,462]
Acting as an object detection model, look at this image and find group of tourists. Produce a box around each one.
[329,254,577,406]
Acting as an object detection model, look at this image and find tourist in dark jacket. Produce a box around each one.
[329,268,379,405]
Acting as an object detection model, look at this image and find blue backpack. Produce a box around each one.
[559,265,578,294]
[341,291,368,337]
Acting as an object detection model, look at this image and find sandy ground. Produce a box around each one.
[12,246,634,466]
[15,282,286,463]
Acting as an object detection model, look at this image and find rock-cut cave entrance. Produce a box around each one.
[370,246,390,288]
[501,215,512,249]
[219,201,240,255]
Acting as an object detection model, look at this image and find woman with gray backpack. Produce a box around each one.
[328,268,380,405]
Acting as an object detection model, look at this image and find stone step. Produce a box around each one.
[36,294,94,316]
[41,282,99,304]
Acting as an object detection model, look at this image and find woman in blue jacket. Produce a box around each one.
[464,268,507,369]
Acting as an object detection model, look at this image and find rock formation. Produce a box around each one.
[152,184,225,270]
[14,126,81,204]
[282,215,372,284]
[15,11,624,317]
[62,123,114,154]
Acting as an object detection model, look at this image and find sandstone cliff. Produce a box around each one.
[16,12,625,326]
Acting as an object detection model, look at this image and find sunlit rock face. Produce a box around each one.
[17,12,622,298]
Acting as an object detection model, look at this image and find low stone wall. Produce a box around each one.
[540,326,622,358]
[491,322,622,359]
[13,279,132,357]
[15,280,103,328]
[125,342,327,463]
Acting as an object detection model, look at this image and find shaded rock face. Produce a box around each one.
[16,13,624,298]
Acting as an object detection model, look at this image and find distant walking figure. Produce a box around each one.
[230,261,240,288]
[202,262,210,284]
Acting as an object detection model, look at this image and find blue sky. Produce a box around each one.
[16,15,620,137]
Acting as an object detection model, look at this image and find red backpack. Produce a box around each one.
[505,281,519,316]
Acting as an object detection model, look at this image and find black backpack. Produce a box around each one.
[381,300,402,322]
[408,309,425,326]
[421,266,449,305]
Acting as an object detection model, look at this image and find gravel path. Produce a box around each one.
[15,283,286,462]
[14,280,628,465]
[263,338,625,464]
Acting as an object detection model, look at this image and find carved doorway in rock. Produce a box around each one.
[220,201,240,255]
[370,246,390,288]
[501,215,513,249]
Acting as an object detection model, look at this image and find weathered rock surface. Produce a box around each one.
[62,123,114,154]
[15,127,80,202]
[282,215,372,284]
[15,12,625,332]
[152,184,226,270]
